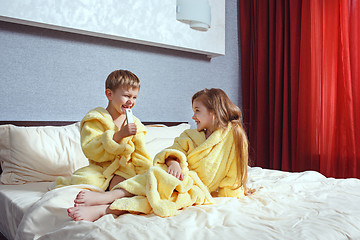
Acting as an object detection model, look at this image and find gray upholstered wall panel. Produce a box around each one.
[0,1,241,128]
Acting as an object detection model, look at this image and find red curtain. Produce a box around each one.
[239,0,360,178]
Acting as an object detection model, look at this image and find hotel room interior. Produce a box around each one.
[0,0,359,239]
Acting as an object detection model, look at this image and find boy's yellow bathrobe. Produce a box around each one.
[56,107,152,190]
[110,123,244,217]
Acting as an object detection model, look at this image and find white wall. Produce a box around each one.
[0,1,241,128]
[0,0,225,57]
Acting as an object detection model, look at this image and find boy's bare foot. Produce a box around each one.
[74,189,133,207]
[67,205,106,222]
[67,205,126,222]
[74,190,115,206]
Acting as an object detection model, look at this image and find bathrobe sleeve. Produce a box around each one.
[153,131,193,174]
[166,131,192,155]
[80,119,133,163]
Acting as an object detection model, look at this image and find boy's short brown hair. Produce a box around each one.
[105,70,140,91]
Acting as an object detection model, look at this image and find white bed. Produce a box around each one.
[1,121,360,240]
[0,182,51,239]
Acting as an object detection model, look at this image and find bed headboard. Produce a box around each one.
[0,120,188,174]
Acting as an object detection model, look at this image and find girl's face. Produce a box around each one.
[192,98,215,134]
[106,86,139,115]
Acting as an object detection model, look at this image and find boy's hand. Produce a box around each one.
[166,159,183,180]
[122,123,137,136]
[113,123,137,142]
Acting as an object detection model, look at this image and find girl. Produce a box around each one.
[68,88,251,221]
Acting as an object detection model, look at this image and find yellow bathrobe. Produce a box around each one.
[56,107,152,190]
[110,122,244,217]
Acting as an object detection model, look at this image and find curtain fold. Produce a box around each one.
[240,0,360,178]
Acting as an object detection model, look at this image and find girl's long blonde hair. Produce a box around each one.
[192,88,249,192]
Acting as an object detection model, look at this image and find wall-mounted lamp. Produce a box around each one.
[176,0,211,31]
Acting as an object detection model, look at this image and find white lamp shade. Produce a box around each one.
[176,0,211,31]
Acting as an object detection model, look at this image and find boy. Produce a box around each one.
[56,70,152,207]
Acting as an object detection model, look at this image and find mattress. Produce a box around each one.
[0,182,51,240]
[12,168,360,240]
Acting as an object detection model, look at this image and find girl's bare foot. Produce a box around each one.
[67,205,126,222]
[74,189,133,207]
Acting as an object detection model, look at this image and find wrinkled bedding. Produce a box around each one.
[8,167,360,240]
[0,182,51,239]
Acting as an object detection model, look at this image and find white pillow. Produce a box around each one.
[145,123,190,159]
[0,122,190,184]
[0,123,89,184]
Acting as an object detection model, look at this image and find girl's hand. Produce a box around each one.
[113,123,137,142]
[166,159,183,180]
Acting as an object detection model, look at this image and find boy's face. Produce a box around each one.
[106,86,139,115]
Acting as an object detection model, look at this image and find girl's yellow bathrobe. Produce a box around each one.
[110,123,244,217]
[56,107,152,190]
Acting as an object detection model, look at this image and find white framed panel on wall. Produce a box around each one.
[0,0,225,58]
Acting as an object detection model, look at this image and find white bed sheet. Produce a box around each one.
[0,182,51,240]
[11,167,360,240]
